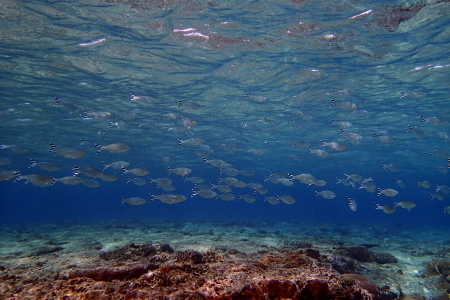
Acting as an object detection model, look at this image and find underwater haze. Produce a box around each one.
[1,0,450,229]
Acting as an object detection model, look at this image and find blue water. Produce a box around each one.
[1,0,450,231]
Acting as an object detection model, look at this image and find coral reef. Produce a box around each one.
[0,243,382,299]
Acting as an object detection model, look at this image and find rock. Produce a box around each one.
[340,274,380,299]
[171,291,207,300]
[305,248,320,259]
[31,246,64,256]
[371,252,398,264]
[159,243,174,253]
[326,254,357,273]
[68,265,147,281]
[300,279,331,299]
[342,246,372,262]
[99,243,156,261]
[260,279,299,298]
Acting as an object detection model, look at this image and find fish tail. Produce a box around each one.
[29,159,36,168]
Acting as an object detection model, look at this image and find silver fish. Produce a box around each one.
[394,201,416,211]
[239,194,256,203]
[375,203,395,214]
[277,194,296,205]
[122,197,147,205]
[217,193,236,201]
[151,194,187,204]
[50,144,85,159]
[347,197,357,211]
[29,160,61,171]
[96,143,130,153]
[315,190,336,199]
[378,188,398,197]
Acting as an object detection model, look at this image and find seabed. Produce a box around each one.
[0,219,449,299]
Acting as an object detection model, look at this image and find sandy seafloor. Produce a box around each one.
[0,219,449,299]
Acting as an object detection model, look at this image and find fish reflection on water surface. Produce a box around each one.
[0,0,449,218]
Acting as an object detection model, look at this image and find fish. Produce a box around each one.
[444,206,450,214]
[192,189,217,198]
[0,170,19,181]
[129,94,155,104]
[277,178,294,186]
[185,176,205,184]
[103,161,130,170]
[431,192,446,201]
[373,135,395,143]
[265,196,279,205]
[375,203,395,214]
[378,188,398,197]
[430,148,450,158]
[181,117,198,128]
[123,168,150,176]
[55,176,83,185]
[337,177,354,187]
[433,131,449,140]
[160,184,176,192]
[407,125,425,138]
[312,179,327,187]
[308,148,329,158]
[418,180,432,188]
[228,180,247,188]
[320,141,347,151]
[247,148,266,155]
[436,185,450,194]
[277,194,296,205]
[168,167,192,176]
[212,184,233,193]
[50,143,85,159]
[332,120,353,128]
[347,197,357,211]
[177,138,205,146]
[239,194,256,203]
[315,190,337,199]
[290,173,316,185]
[346,174,362,182]
[0,144,31,153]
[178,101,201,110]
[203,158,231,168]
[218,143,238,152]
[127,177,147,186]
[394,201,416,211]
[246,94,268,103]
[381,163,399,172]
[361,181,377,193]
[330,99,357,110]
[84,111,112,118]
[98,174,118,182]
[82,178,101,188]
[29,160,61,171]
[217,193,236,201]
[221,168,240,176]
[150,178,173,186]
[239,169,255,176]
[18,174,55,187]
[255,186,268,195]
[53,97,83,114]
[420,116,447,125]
[122,197,147,205]
[95,143,130,153]
[78,166,104,178]
[396,179,406,188]
[291,140,310,149]
[437,166,448,174]
[0,157,12,165]
[151,193,187,204]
